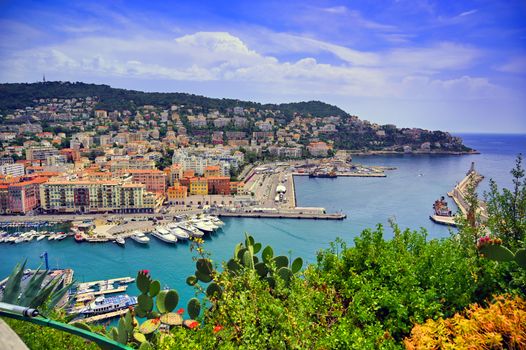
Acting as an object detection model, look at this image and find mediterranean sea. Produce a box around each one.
[0,133,524,319]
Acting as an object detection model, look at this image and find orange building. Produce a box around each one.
[230,181,245,195]
[59,148,81,162]
[167,183,188,203]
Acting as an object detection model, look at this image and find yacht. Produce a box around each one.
[14,236,25,244]
[79,295,137,315]
[151,226,178,244]
[167,223,190,240]
[36,235,46,241]
[190,219,215,234]
[130,231,150,244]
[179,222,204,238]
[55,233,68,241]
[207,216,225,227]
[115,237,125,246]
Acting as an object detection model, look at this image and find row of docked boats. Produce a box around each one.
[0,230,70,244]
[149,215,224,244]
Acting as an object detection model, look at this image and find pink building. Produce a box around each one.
[127,169,167,195]
[7,179,44,214]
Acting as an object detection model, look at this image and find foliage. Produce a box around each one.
[0,260,72,315]
[404,295,526,350]
[3,311,101,350]
[0,82,347,118]
[485,154,526,250]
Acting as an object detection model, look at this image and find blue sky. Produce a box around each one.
[0,0,525,133]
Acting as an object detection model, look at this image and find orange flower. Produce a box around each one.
[213,325,223,333]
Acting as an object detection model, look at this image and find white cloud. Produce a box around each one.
[0,30,498,101]
[496,56,526,74]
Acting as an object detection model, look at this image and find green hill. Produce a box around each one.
[0,81,348,118]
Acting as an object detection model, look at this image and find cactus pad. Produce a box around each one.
[273,256,289,269]
[206,282,222,298]
[149,280,161,297]
[139,319,160,334]
[187,298,201,319]
[160,312,183,326]
[479,244,514,262]
[138,294,153,312]
[262,246,274,263]
[515,248,526,268]
[291,257,303,273]
[255,262,269,278]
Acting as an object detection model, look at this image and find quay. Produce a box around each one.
[293,172,386,178]
[218,211,346,220]
[76,277,134,291]
[72,309,128,324]
[75,286,128,302]
[431,162,487,227]
[447,163,487,220]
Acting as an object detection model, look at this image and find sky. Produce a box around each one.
[0,0,525,133]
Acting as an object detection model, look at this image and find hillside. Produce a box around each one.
[0,81,348,118]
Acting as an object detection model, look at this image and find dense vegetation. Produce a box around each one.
[2,156,525,349]
[0,82,347,118]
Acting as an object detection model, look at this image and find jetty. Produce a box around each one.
[72,309,128,324]
[75,286,128,302]
[431,162,487,227]
[76,277,134,291]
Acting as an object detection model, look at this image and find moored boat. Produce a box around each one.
[151,227,178,244]
[79,294,137,315]
[115,237,126,246]
[130,231,150,244]
[179,222,204,238]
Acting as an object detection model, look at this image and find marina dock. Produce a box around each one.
[75,286,128,302]
[76,277,134,291]
[72,309,128,324]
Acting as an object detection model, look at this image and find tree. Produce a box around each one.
[485,154,526,249]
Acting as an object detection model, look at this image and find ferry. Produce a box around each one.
[79,295,137,315]
[433,196,452,217]
[130,231,150,244]
[151,227,178,244]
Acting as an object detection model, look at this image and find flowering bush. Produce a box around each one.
[404,295,526,349]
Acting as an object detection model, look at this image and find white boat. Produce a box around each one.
[204,215,224,227]
[48,234,57,241]
[115,237,125,246]
[131,231,150,244]
[191,220,215,233]
[55,234,67,241]
[79,295,137,315]
[14,237,24,244]
[36,235,46,241]
[151,227,178,244]
[167,224,190,240]
[7,237,16,243]
[179,222,204,238]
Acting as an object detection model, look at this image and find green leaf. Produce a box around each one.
[515,248,526,268]
[479,244,514,262]
[186,275,198,286]
[291,257,303,273]
[206,282,222,298]
[149,280,161,297]
[187,298,201,319]
[273,255,289,269]
[253,242,262,254]
[138,294,153,312]
[1,260,27,304]
[262,246,274,263]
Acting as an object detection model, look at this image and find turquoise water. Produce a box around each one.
[0,133,524,318]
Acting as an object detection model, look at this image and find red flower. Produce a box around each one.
[189,321,199,329]
[213,325,223,333]
[139,269,150,275]
[177,308,184,315]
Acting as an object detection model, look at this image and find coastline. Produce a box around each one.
[347,150,480,156]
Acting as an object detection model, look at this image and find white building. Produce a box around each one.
[0,163,24,177]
